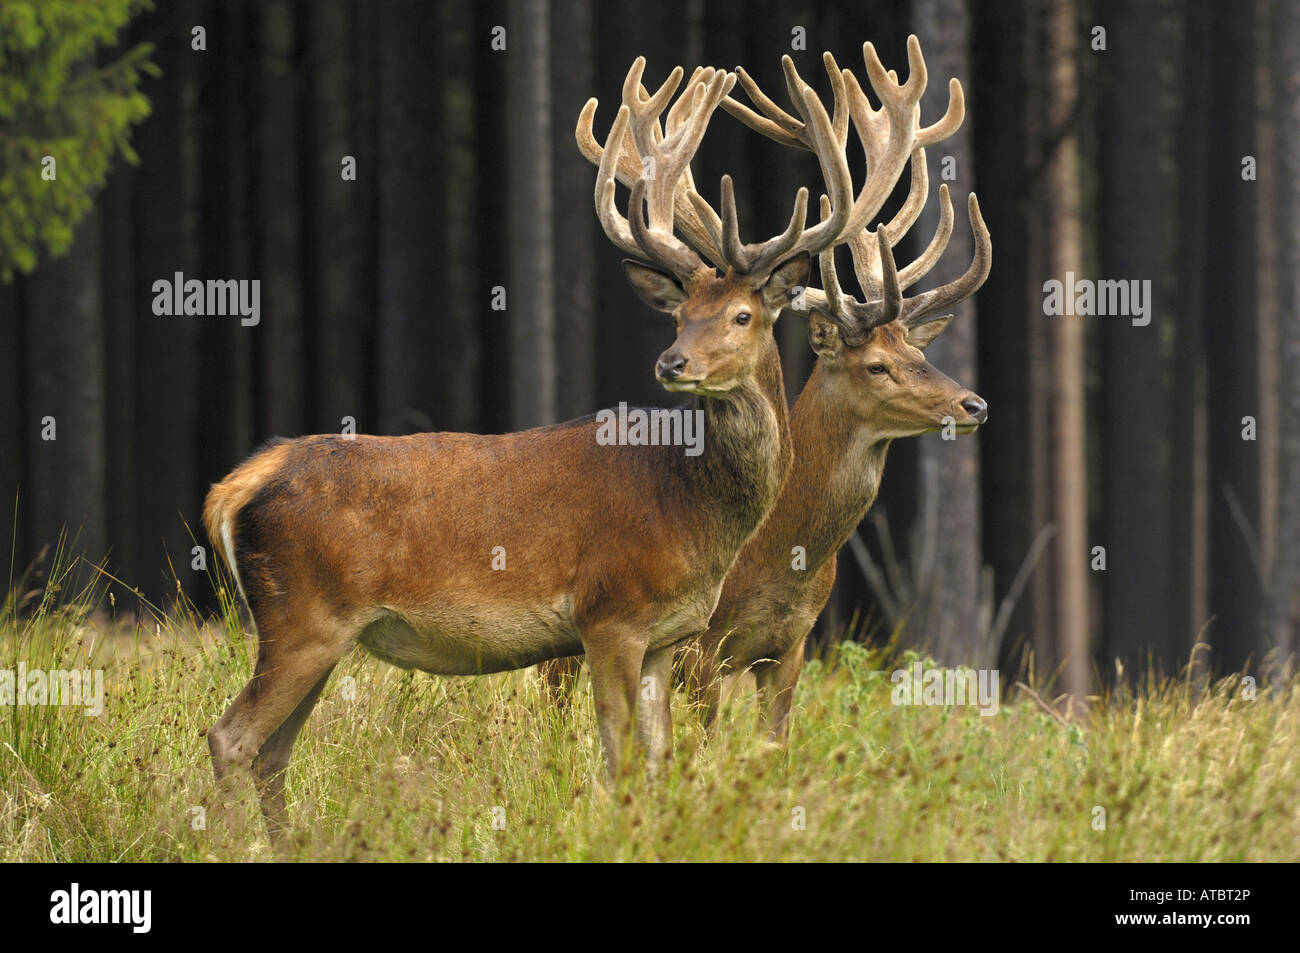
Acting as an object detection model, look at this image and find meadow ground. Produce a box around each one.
[2,555,1297,862]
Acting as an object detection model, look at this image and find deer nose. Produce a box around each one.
[961,395,988,424]
[656,353,688,381]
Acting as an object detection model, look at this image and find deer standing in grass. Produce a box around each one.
[547,36,991,745]
[203,55,870,836]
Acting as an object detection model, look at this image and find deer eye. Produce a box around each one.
[734,311,752,326]
[867,363,888,375]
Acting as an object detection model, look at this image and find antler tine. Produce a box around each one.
[782,53,850,150]
[881,146,930,256]
[639,65,743,280]
[918,78,965,147]
[664,70,719,229]
[592,105,643,259]
[687,189,725,259]
[751,38,984,342]
[780,78,854,256]
[628,64,735,275]
[723,67,806,149]
[577,98,642,189]
[876,227,902,328]
[629,178,709,278]
[897,182,954,290]
[670,69,734,266]
[717,64,853,276]
[837,35,964,240]
[584,58,741,283]
[794,193,834,314]
[622,58,685,235]
[847,145,932,299]
[798,194,834,316]
[722,52,849,152]
[726,45,969,279]
[622,58,684,175]
[814,189,986,342]
[665,67,705,133]
[577,65,729,270]
[717,35,965,281]
[829,229,902,338]
[897,192,991,327]
[818,188,985,340]
[839,46,920,238]
[804,194,900,341]
[718,175,810,274]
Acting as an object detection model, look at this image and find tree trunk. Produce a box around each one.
[1098,0,1172,674]
[376,0,446,434]
[1018,0,1090,701]
[1043,0,1090,704]
[434,0,483,432]
[474,0,510,433]
[131,12,199,602]
[1169,8,1211,675]
[255,0,304,437]
[1204,0,1261,674]
[24,210,107,577]
[100,166,136,605]
[1268,0,1300,670]
[197,0,254,516]
[506,0,556,429]
[550,0,595,422]
[303,0,369,436]
[0,243,25,572]
[973,0,1037,676]
[911,0,985,666]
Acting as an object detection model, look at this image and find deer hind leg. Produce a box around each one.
[636,646,674,774]
[752,632,808,746]
[252,663,337,839]
[208,607,352,835]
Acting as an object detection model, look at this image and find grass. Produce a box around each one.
[1,552,1298,862]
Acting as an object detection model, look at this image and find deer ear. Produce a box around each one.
[622,260,689,313]
[760,252,811,313]
[904,314,954,350]
[808,311,843,359]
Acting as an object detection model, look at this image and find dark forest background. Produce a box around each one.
[2,0,1297,697]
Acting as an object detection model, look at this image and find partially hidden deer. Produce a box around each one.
[202,55,869,836]
[545,36,991,745]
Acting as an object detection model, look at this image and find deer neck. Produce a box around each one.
[777,359,892,571]
[694,336,793,547]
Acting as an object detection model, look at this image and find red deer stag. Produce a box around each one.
[687,37,992,741]
[202,55,861,836]
[550,36,990,745]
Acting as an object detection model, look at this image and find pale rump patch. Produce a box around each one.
[220,520,247,607]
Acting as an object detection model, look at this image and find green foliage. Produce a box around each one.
[0,0,156,281]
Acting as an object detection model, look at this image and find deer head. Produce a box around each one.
[577,54,889,396]
[723,37,992,437]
